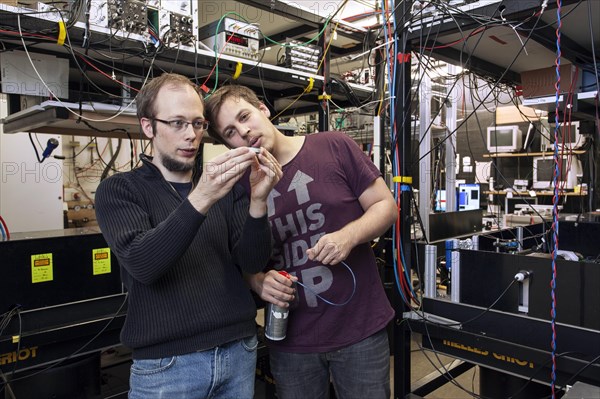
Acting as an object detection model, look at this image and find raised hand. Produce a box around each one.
[188,147,256,214]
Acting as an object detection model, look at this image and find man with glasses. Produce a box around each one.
[95,73,282,399]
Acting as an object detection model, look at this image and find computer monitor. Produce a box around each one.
[458,183,480,211]
[547,120,590,150]
[487,125,522,153]
[532,156,582,190]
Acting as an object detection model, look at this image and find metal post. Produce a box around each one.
[450,250,461,303]
[419,73,432,235]
[318,23,330,132]
[394,0,413,397]
[445,63,458,213]
[424,245,437,298]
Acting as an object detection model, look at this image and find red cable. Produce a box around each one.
[0,215,10,241]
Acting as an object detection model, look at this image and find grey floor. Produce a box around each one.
[397,333,480,398]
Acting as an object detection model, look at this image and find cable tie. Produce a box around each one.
[304,77,314,93]
[232,62,243,80]
[392,176,412,184]
[57,21,66,46]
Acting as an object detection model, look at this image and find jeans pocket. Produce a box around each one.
[130,356,177,376]
[241,334,258,352]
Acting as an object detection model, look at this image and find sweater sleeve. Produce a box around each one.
[228,183,272,274]
[95,174,206,284]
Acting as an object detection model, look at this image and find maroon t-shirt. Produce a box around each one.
[259,131,394,353]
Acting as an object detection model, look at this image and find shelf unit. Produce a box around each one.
[483,148,588,213]
[0,3,377,138]
[483,150,586,158]
[485,190,587,197]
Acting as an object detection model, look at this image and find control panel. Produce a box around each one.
[198,17,260,60]
[280,40,321,74]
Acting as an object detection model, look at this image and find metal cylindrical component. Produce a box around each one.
[424,244,437,298]
[264,271,296,341]
[264,303,289,341]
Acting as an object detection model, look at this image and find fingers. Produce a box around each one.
[202,148,255,188]
[208,147,256,173]
[190,149,256,211]
[248,148,283,204]
[262,270,296,306]
[213,146,256,163]
[307,235,347,265]
[255,148,283,180]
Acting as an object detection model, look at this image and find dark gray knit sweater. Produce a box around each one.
[95,155,271,359]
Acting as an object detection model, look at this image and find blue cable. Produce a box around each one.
[295,261,356,306]
[550,1,563,397]
[379,0,416,306]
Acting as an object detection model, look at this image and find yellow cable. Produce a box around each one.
[271,0,347,121]
[270,79,314,121]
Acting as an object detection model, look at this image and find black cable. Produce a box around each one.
[410,320,488,399]
[409,3,548,167]
[0,305,22,398]
[0,294,128,389]
[100,138,122,181]
[411,277,518,329]
[27,133,44,163]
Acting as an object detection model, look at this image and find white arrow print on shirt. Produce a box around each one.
[267,189,281,217]
[288,171,314,206]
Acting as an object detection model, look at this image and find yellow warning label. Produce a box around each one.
[92,248,111,275]
[31,253,53,283]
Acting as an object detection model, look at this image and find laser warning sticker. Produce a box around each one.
[93,248,111,275]
[31,253,53,283]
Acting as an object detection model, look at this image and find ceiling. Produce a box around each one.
[412,0,600,86]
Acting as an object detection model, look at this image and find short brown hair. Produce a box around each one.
[204,85,263,143]
[135,73,201,121]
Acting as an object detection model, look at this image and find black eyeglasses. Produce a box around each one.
[152,118,210,133]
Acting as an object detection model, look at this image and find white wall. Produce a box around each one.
[0,95,64,233]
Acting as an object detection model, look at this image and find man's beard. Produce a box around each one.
[161,154,194,172]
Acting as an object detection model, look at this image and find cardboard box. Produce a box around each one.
[520,64,581,98]
[495,105,544,124]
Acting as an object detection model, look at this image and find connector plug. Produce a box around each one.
[514,270,532,282]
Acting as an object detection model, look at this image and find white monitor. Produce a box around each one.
[487,125,522,153]
[548,120,589,150]
[532,156,582,190]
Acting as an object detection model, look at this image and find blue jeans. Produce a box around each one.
[128,335,258,399]
[269,328,390,399]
